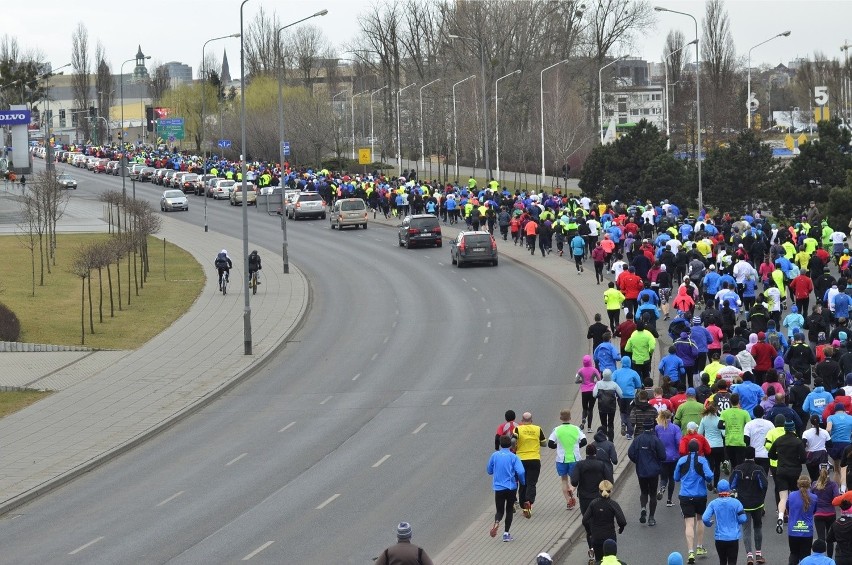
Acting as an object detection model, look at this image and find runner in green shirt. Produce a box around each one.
[719,392,752,472]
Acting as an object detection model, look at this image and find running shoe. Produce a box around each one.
[657,485,665,500]
[776,518,784,534]
[502,532,513,542]
[581,417,586,429]
[755,552,765,564]
[695,546,707,556]
[490,521,499,538]
[625,434,634,440]
[666,500,673,507]
[621,423,627,437]
[523,501,532,518]
[567,495,577,510]
[746,553,754,565]
[721,460,731,475]
[687,551,695,564]
[588,548,596,565]
[648,516,656,527]
[639,508,647,524]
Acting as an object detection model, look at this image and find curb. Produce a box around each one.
[0,266,311,517]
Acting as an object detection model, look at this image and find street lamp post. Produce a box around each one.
[841,42,851,127]
[369,86,387,165]
[654,6,704,212]
[418,79,441,176]
[120,54,149,201]
[277,10,329,274]
[664,41,696,151]
[332,90,348,160]
[240,0,252,355]
[43,64,71,171]
[597,55,629,144]
[452,75,476,181]
[449,34,491,180]
[396,82,416,177]
[495,69,520,186]
[541,59,569,186]
[747,31,791,129]
[201,34,240,233]
[352,90,368,161]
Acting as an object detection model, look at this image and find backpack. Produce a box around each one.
[767,331,782,352]
[597,388,618,412]
[215,253,229,269]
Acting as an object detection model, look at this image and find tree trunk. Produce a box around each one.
[133,247,139,296]
[87,268,94,334]
[97,266,103,323]
[116,255,123,311]
[80,277,85,345]
[107,263,114,317]
[38,232,44,286]
[127,252,131,305]
[30,244,35,297]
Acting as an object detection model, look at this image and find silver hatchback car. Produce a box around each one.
[329,198,368,230]
[287,192,326,220]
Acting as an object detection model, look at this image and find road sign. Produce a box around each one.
[168,135,176,143]
[157,118,185,140]
[218,139,232,149]
[358,148,372,165]
[281,141,290,156]
[815,86,829,106]
[747,94,759,114]
[815,106,830,122]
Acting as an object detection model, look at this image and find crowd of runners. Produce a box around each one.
[488,196,852,565]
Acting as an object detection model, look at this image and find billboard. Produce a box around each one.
[157,117,185,140]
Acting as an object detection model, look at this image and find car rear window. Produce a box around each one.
[411,217,439,229]
[340,200,365,211]
[299,193,322,201]
[465,235,492,246]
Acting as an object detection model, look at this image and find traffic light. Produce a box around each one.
[89,106,96,118]
[145,106,154,132]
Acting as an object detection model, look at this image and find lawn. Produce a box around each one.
[0,390,52,417]
[0,233,204,349]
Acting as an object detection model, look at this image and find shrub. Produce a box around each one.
[0,302,21,342]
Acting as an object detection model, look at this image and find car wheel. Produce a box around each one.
[492,259,498,266]
[362,223,367,229]
[456,258,463,268]
[436,241,442,248]
[398,237,404,247]
[405,239,412,249]
[321,213,326,220]
[337,220,342,230]
[451,254,457,265]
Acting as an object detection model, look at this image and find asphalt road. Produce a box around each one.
[0,162,586,563]
[559,462,804,565]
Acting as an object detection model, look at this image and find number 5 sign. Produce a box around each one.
[815,86,829,106]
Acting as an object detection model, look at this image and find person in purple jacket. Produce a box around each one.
[577,355,601,433]
[655,410,683,507]
[690,317,713,382]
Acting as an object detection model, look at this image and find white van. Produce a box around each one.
[329,198,368,230]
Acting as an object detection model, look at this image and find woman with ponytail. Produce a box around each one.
[582,480,627,565]
[786,474,818,564]
[812,463,840,559]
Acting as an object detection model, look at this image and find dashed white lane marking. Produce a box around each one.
[371,352,379,360]
[278,421,296,433]
[395,309,399,315]
[471,287,478,292]
[477,353,483,360]
[481,296,486,302]
[226,453,248,466]
[438,262,444,266]
[320,395,333,405]
[487,321,491,328]
[372,454,391,468]
[391,321,398,328]
[484,336,489,343]
[465,372,472,381]
[69,537,104,555]
[242,541,275,561]
[383,336,389,343]
[461,278,467,282]
[486,308,491,314]
[352,373,361,381]
[424,255,430,259]
[156,491,184,507]
[412,422,428,434]
[442,396,453,406]
[316,493,341,509]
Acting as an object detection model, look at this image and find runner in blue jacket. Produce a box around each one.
[674,439,714,564]
[701,479,746,565]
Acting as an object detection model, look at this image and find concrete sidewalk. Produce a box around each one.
[0,205,309,514]
[368,212,657,564]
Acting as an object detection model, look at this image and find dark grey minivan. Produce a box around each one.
[450,231,498,267]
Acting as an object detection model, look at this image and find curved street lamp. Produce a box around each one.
[747,31,791,129]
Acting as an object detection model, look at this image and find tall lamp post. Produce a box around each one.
[449,34,491,180]
[418,79,441,175]
[747,31,791,129]
[452,75,476,181]
[352,90,369,162]
[201,34,240,233]
[396,82,416,177]
[664,41,696,151]
[654,6,704,212]
[120,53,149,200]
[239,0,253,355]
[597,55,629,144]
[369,85,387,165]
[495,69,519,186]
[541,59,569,186]
[841,42,851,126]
[277,10,329,274]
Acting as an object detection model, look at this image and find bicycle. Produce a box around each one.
[249,270,258,295]
[219,271,229,295]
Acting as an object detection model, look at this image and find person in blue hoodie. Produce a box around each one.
[674,439,714,564]
[799,539,837,565]
[594,332,621,373]
[732,376,764,418]
[803,378,836,423]
[613,356,642,439]
[702,266,722,308]
[659,345,687,388]
[690,317,713,381]
[701,479,747,565]
[487,435,526,541]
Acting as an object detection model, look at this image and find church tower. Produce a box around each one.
[132,45,150,82]
[221,49,231,84]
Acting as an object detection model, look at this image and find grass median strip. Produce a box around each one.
[0,390,53,418]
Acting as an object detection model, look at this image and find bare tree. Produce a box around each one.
[70,22,91,142]
[244,6,281,78]
[290,25,332,88]
[147,63,170,104]
[94,41,113,144]
[701,0,738,142]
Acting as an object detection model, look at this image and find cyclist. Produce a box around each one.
[248,250,262,285]
[215,249,232,290]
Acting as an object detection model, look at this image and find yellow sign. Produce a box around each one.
[753,115,762,130]
[814,106,830,122]
[784,133,794,151]
[797,133,808,147]
[358,148,372,165]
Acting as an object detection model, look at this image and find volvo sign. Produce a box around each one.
[0,109,31,125]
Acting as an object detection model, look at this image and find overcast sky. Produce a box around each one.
[5,0,851,78]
